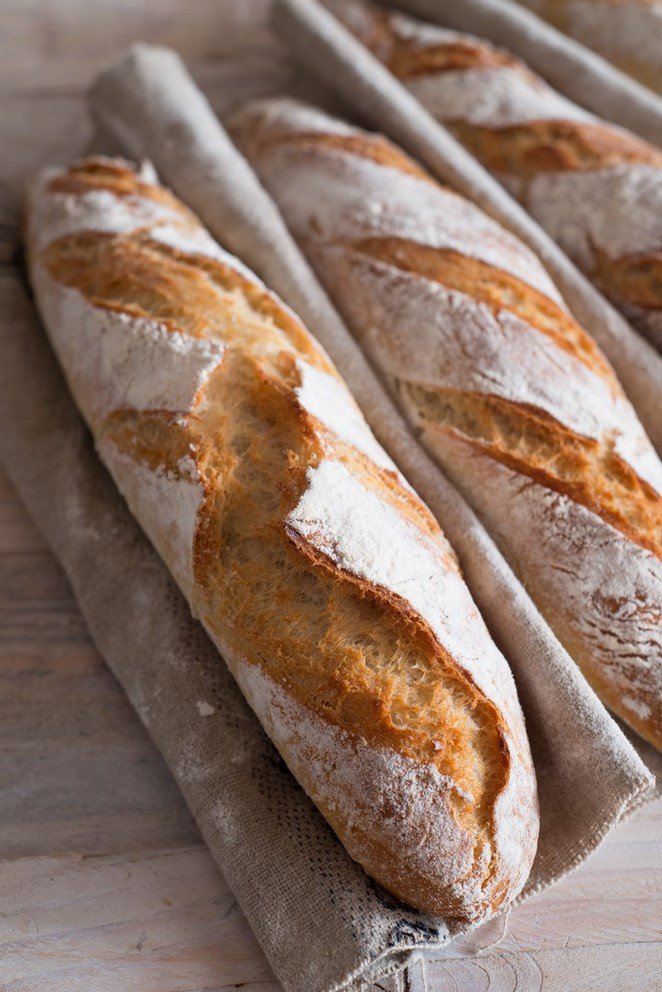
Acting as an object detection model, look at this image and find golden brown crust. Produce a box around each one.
[28,157,538,917]
[336,0,518,77]
[238,127,434,182]
[591,248,662,310]
[426,428,662,752]
[337,0,662,171]
[389,38,513,78]
[330,0,662,333]
[47,158,196,215]
[453,118,662,176]
[229,100,662,750]
[234,111,615,382]
[399,385,662,558]
[235,118,662,561]
[43,220,506,807]
[347,236,614,381]
[300,193,660,559]
[240,96,662,579]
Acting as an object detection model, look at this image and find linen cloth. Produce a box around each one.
[394,0,662,145]
[0,41,656,992]
[272,0,662,455]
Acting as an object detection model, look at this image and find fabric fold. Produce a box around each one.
[271,0,662,456]
[0,36,656,992]
[392,0,662,145]
[0,267,448,992]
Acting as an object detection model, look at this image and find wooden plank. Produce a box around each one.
[0,846,276,992]
[4,456,658,987]
[1,796,659,992]
[0,470,48,552]
[419,943,662,992]
[0,470,200,859]
[1,0,661,987]
[432,797,662,959]
[0,0,273,90]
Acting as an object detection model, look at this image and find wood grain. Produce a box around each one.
[0,1,660,989]
[1,846,272,992]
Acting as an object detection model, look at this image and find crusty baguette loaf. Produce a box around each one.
[25,157,538,921]
[229,99,662,750]
[326,0,662,350]
[516,0,662,93]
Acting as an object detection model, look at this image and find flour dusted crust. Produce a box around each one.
[311,246,661,489]
[408,66,593,129]
[98,439,204,601]
[524,164,662,349]
[243,96,563,304]
[326,0,662,350]
[30,270,227,430]
[231,656,534,916]
[25,156,538,920]
[294,359,400,473]
[230,98,662,750]
[428,434,662,745]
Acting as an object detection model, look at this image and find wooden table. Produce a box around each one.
[1,2,660,989]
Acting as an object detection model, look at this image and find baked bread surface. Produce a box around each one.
[230,98,662,750]
[327,0,662,350]
[25,157,538,921]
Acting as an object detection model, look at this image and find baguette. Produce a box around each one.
[25,157,538,921]
[327,0,662,350]
[229,98,662,749]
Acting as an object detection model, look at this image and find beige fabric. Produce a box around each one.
[393,0,662,145]
[272,0,662,456]
[1,42,655,992]
[0,269,434,992]
[87,31,658,943]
